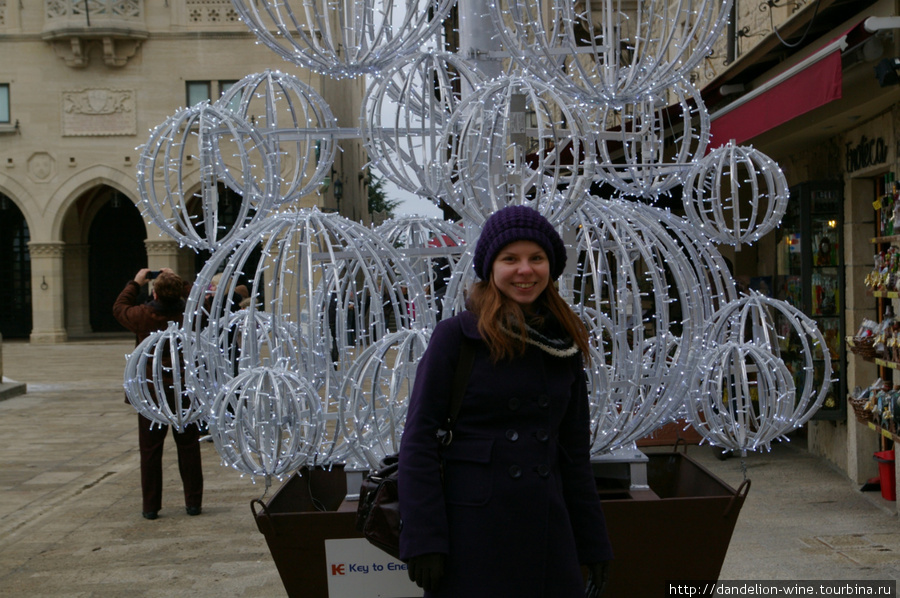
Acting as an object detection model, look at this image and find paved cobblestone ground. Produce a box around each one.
[0,338,285,598]
[0,338,898,597]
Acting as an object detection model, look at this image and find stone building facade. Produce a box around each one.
[0,0,367,342]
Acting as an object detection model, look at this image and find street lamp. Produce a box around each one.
[333,175,343,213]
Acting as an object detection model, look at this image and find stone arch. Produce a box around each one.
[46,164,141,242]
[0,177,34,338]
[0,173,39,236]
[45,167,148,337]
[66,190,148,336]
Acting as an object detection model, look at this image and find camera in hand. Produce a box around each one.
[147,271,161,280]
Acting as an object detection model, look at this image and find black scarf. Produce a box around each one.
[501,312,579,358]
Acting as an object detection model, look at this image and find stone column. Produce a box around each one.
[843,176,879,484]
[146,239,186,273]
[64,243,91,337]
[28,242,68,344]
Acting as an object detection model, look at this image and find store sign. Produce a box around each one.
[325,538,421,598]
[845,135,888,173]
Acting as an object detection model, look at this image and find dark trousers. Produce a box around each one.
[138,413,203,513]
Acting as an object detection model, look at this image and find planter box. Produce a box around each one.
[253,452,749,598]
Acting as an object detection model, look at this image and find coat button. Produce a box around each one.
[537,394,550,408]
[505,429,519,442]
[508,465,522,479]
[536,464,550,478]
[535,430,549,442]
[508,397,521,411]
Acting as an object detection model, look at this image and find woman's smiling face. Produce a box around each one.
[491,240,550,309]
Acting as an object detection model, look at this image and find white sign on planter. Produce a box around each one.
[324,538,422,598]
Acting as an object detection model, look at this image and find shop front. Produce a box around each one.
[726,85,900,511]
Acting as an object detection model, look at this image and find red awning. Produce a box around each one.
[708,36,846,148]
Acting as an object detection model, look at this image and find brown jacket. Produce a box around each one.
[112,280,191,345]
[113,280,192,406]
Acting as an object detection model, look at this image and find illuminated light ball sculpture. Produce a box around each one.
[436,243,478,320]
[215,70,338,205]
[137,102,275,252]
[492,0,734,103]
[589,76,709,199]
[686,292,832,455]
[339,328,432,469]
[230,0,455,78]
[682,141,789,250]
[209,366,324,485]
[123,322,206,433]
[441,75,598,227]
[571,197,738,453]
[208,308,317,386]
[363,51,483,201]
[598,197,740,308]
[374,216,467,321]
[584,331,682,452]
[182,208,432,465]
[687,343,797,457]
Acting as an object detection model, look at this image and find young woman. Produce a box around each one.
[398,206,612,597]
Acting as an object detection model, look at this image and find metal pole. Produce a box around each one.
[456,0,504,220]
[456,0,503,96]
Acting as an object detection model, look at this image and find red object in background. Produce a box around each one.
[709,48,842,148]
[874,450,896,501]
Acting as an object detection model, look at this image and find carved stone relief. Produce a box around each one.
[62,88,136,136]
[27,242,66,258]
[27,152,56,183]
[187,0,240,24]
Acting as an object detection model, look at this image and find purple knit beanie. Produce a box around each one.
[473,205,567,281]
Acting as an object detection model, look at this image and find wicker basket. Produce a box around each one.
[848,395,872,425]
[848,336,878,359]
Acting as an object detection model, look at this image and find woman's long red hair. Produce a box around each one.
[467,278,591,363]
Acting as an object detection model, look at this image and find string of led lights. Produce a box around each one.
[127,0,830,483]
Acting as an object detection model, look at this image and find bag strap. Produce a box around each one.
[437,337,475,447]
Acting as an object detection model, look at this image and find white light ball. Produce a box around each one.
[216,70,338,205]
[231,0,455,78]
[123,322,206,433]
[374,216,467,321]
[442,75,597,227]
[209,366,324,484]
[683,141,789,248]
[687,342,797,456]
[339,328,432,469]
[492,0,733,103]
[572,197,739,453]
[137,102,275,251]
[182,208,432,465]
[363,52,483,201]
[590,76,709,199]
[702,291,832,419]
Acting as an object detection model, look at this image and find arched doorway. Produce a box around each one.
[88,190,147,332]
[0,194,31,338]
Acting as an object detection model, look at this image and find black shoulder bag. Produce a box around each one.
[356,337,475,559]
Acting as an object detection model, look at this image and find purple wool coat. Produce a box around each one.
[398,311,613,597]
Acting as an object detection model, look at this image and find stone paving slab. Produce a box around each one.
[0,380,26,401]
[0,339,285,598]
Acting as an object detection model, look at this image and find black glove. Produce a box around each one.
[407,553,446,592]
[586,561,611,597]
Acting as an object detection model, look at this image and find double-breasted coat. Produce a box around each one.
[398,310,612,597]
